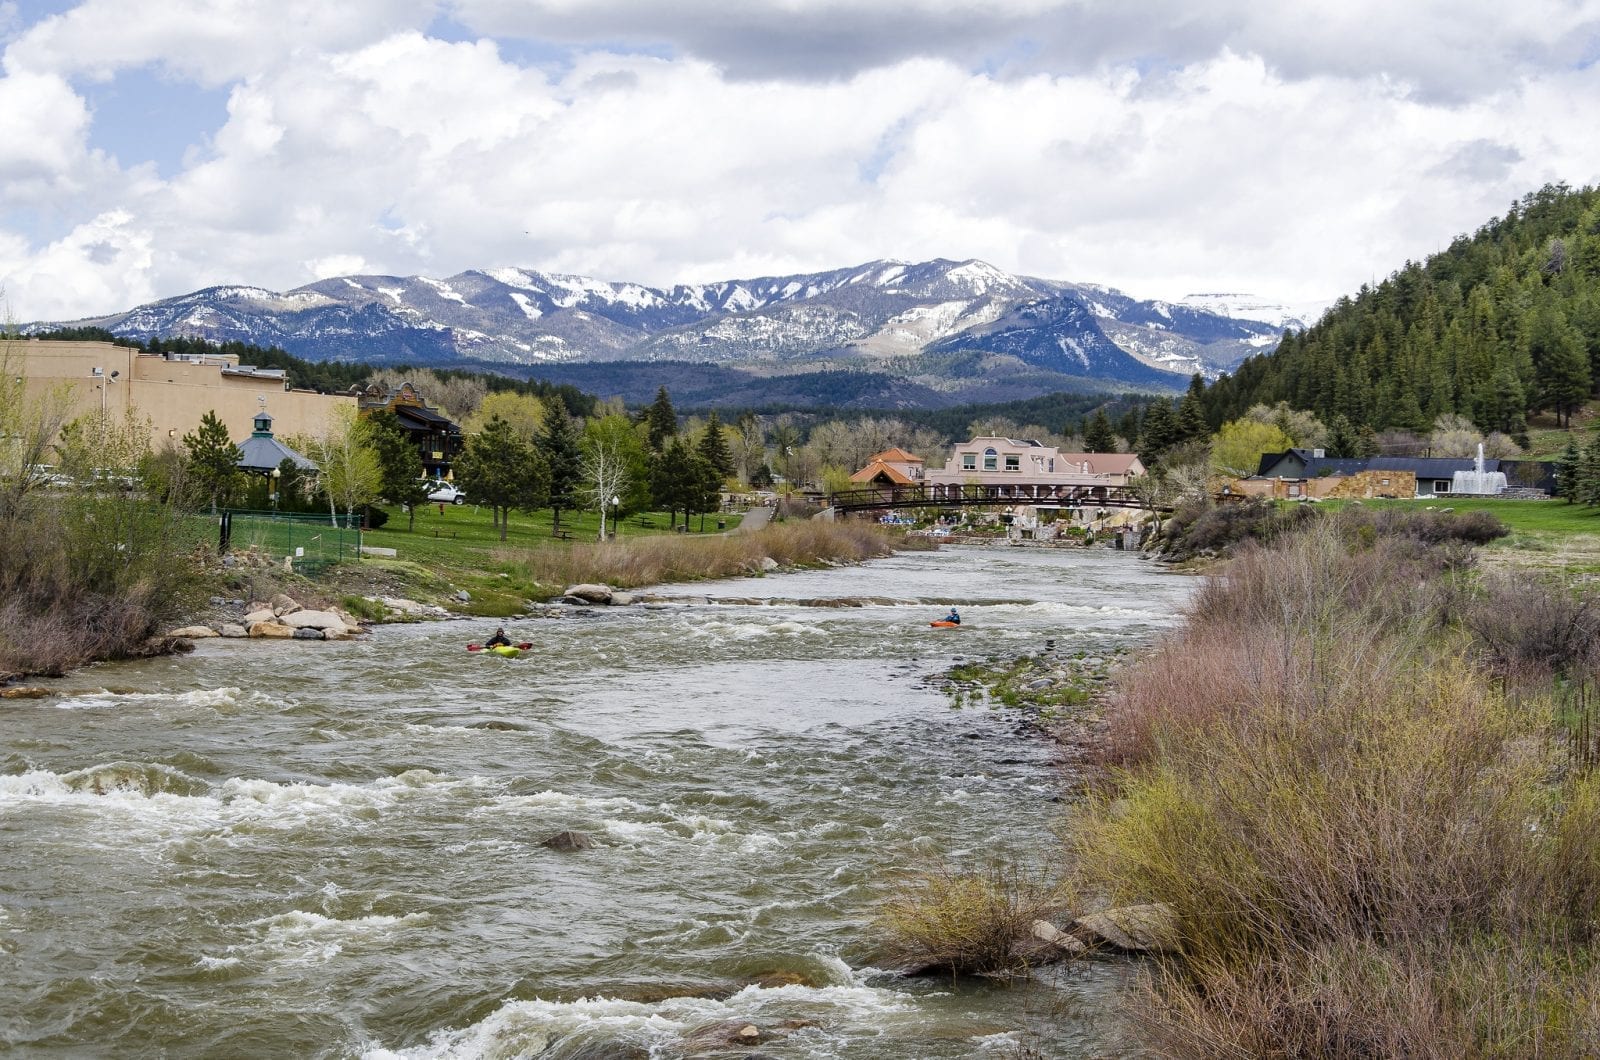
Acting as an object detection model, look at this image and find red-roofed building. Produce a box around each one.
[849,447,926,487]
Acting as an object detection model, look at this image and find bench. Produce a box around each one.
[552,529,573,540]
[432,529,457,538]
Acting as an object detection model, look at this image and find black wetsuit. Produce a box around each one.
[486,632,511,647]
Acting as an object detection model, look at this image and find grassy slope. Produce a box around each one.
[351,504,745,616]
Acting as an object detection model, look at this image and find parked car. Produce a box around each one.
[426,481,466,505]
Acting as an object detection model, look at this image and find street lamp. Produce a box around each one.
[610,494,620,539]
[270,467,281,511]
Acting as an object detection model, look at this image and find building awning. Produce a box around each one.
[394,404,459,431]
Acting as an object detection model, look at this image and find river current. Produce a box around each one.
[1,546,1191,1058]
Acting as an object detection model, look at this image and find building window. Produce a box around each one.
[1288,484,1301,497]
[961,453,976,470]
[1005,455,1020,472]
[983,448,998,471]
[1048,458,1054,472]
[1435,480,1451,493]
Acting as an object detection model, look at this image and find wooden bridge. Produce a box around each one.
[827,482,1168,514]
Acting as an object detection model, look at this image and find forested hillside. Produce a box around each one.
[1203,183,1600,444]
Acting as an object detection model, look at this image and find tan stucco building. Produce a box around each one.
[11,338,354,453]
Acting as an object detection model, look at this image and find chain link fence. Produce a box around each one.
[218,509,363,575]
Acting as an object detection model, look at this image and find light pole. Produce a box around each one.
[270,467,281,511]
[610,494,620,539]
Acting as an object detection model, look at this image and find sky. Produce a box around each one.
[2,0,1599,322]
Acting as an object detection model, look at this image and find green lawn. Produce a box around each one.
[356,503,743,615]
[1330,496,1600,573]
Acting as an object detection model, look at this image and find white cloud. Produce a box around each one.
[0,1,1598,322]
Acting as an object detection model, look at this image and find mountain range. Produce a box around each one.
[50,258,1318,408]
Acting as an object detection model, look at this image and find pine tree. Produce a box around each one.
[1175,374,1208,441]
[1137,400,1178,460]
[645,386,677,453]
[455,415,549,541]
[182,410,241,510]
[540,403,582,532]
[366,409,429,531]
[1083,409,1116,453]
[1555,441,1581,503]
[696,410,735,479]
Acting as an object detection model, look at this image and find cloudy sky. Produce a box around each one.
[2,0,1599,322]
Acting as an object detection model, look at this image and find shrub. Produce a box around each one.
[1464,573,1600,679]
[875,856,1067,976]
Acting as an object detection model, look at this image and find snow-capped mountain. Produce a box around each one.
[49,259,1297,403]
[1173,292,1324,331]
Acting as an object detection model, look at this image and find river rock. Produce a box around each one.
[270,593,302,616]
[169,625,218,638]
[0,686,49,699]
[292,627,325,640]
[249,621,296,639]
[682,1020,765,1049]
[541,830,595,851]
[218,623,249,638]
[380,596,427,614]
[609,591,634,606]
[1031,919,1088,955]
[242,608,275,626]
[1073,903,1179,953]
[563,584,614,604]
[282,610,349,634]
[760,556,779,571]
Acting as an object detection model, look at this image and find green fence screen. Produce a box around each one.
[218,509,363,574]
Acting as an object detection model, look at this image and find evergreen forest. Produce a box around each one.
[1202,183,1600,445]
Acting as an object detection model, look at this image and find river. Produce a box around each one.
[1,545,1191,1058]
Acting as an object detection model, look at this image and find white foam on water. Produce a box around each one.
[50,686,279,713]
[205,910,432,968]
[472,789,645,817]
[361,972,919,1060]
[0,766,486,838]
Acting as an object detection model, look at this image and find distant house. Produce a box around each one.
[1247,448,1527,499]
[924,437,1142,496]
[850,447,926,487]
[354,382,463,479]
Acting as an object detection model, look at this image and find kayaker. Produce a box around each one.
[485,627,511,648]
[943,607,960,625]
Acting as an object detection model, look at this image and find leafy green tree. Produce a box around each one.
[366,410,429,531]
[645,386,677,453]
[182,410,242,511]
[1083,409,1116,453]
[306,404,382,527]
[540,402,583,533]
[1530,310,1590,426]
[581,413,650,537]
[1211,419,1294,478]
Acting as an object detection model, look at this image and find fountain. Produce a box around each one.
[1451,443,1506,496]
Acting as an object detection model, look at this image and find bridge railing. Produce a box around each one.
[827,483,1155,512]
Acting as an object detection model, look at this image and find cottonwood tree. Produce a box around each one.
[1211,419,1293,478]
[466,390,545,441]
[580,414,647,539]
[307,404,381,527]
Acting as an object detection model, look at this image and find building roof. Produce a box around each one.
[850,460,917,485]
[394,403,459,430]
[1254,450,1500,480]
[1368,456,1497,477]
[866,447,923,465]
[236,434,317,472]
[1056,452,1143,475]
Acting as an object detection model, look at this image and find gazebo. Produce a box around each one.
[235,409,318,474]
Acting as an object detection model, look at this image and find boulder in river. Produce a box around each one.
[218,624,249,638]
[248,621,296,639]
[563,584,614,604]
[169,625,218,639]
[1073,903,1179,953]
[541,830,595,851]
[282,610,349,635]
[270,593,302,616]
[0,686,49,699]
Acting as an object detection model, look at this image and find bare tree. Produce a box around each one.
[580,432,632,540]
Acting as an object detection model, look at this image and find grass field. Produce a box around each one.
[354,503,748,616]
[1331,496,1600,573]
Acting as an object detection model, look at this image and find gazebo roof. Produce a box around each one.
[235,410,318,473]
